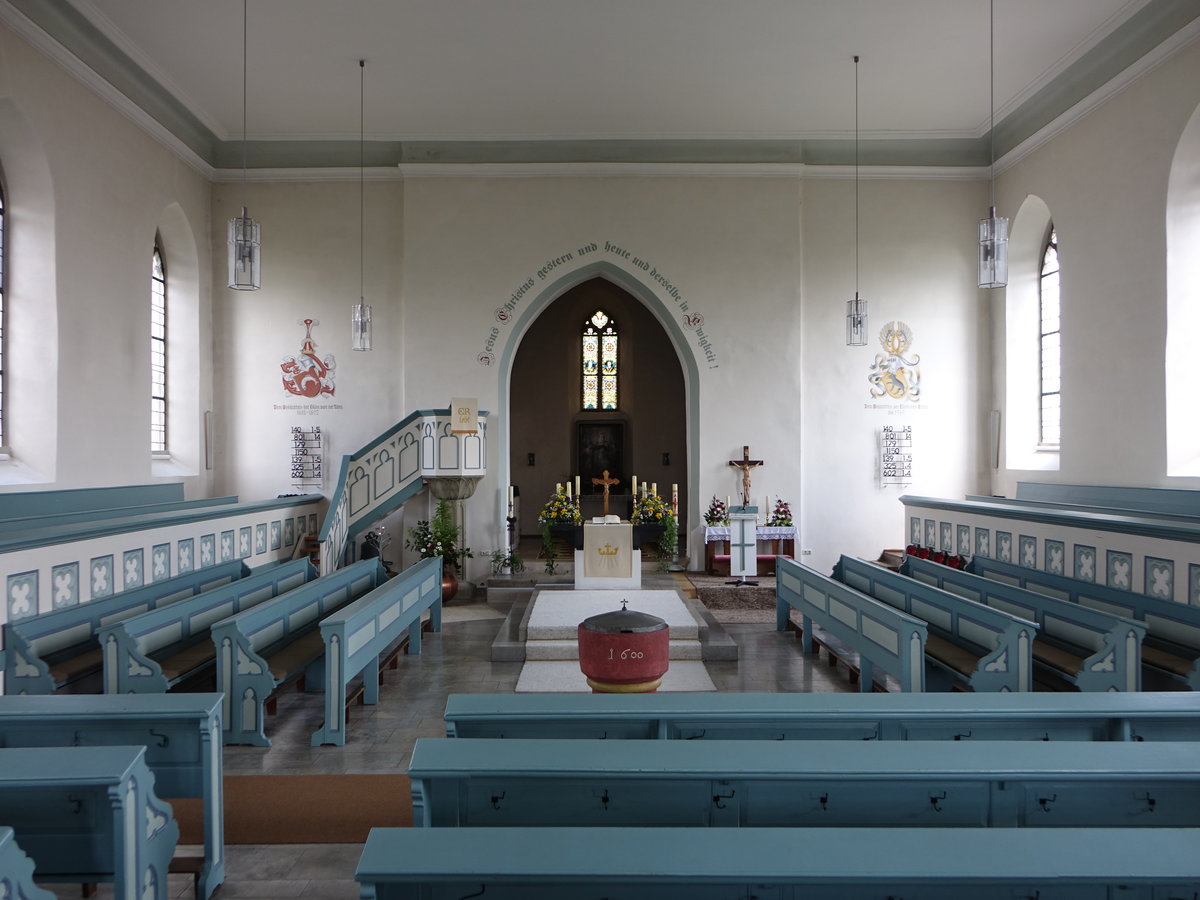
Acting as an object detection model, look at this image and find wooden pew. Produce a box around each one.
[357,826,1200,899]
[903,554,1146,692]
[2,559,248,694]
[0,483,185,520]
[96,558,315,693]
[213,559,385,746]
[0,745,178,900]
[0,827,56,900]
[311,556,442,746]
[408,736,1200,828]
[836,554,1037,692]
[442,691,1200,741]
[971,555,1200,690]
[0,495,236,534]
[774,556,928,692]
[0,693,224,900]
[1013,481,1200,517]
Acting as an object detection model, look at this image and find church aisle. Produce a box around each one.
[153,578,849,899]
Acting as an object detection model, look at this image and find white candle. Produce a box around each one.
[566,482,572,499]
[631,475,637,497]
[651,482,657,497]
[671,484,678,513]
[726,496,731,511]
[556,482,562,494]
[575,475,581,497]
[508,485,514,508]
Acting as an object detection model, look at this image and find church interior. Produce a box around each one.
[3,0,1200,895]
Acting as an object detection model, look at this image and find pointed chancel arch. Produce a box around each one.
[498,261,700,550]
[1166,99,1200,476]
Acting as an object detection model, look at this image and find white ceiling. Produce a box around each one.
[61,0,1157,144]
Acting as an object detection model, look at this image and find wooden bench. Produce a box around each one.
[0,495,237,535]
[442,691,1200,742]
[0,693,224,899]
[408,736,1200,828]
[775,556,928,691]
[96,558,315,693]
[0,745,178,900]
[971,555,1200,690]
[213,559,386,746]
[2,559,248,694]
[0,482,186,520]
[904,554,1147,692]
[1014,481,1200,516]
[357,826,1200,898]
[311,556,442,746]
[0,826,56,900]
[836,554,1037,692]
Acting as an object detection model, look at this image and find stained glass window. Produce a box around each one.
[1039,226,1060,447]
[151,238,167,454]
[581,310,618,410]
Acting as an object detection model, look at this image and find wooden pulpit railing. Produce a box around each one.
[318,408,489,575]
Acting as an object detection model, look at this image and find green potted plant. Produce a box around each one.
[631,491,678,572]
[537,488,582,574]
[406,499,472,600]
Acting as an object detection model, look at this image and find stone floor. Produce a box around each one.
[45,564,854,900]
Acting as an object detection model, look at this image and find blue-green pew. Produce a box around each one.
[0,827,56,900]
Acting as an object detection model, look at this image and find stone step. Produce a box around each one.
[524,638,703,661]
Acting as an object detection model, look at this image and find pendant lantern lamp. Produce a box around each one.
[351,59,373,351]
[228,0,261,290]
[978,0,1008,289]
[846,55,868,346]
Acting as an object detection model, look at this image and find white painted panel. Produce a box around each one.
[190,601,235,632]
[829,596,856,627]
[803,584,827,611]
[1044,615,1103,651]
[289,603,320,630]
[958,618,999,649]
[347,621,376,656]
[873,583,906,609]
[379,600,401,629]
[780,571,800,595]
[30,622,92,655]
[862,617,899,654]
[1079,595,1136,618]
[422,575,437,594]
[1146,614,1200,649]
[140,621,181,653]
[403,588,420,611]
[100,604,149,626]
[910,598,952,630]
[988,597,1035,621]
[255,621,285,647]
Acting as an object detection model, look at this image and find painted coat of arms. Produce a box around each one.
[868,320,921,400]
[282,318,336,398]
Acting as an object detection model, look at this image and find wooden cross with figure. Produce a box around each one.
[591,469,620,517]
[728,445,763,506]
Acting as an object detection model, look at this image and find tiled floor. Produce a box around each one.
[43,565,852,899]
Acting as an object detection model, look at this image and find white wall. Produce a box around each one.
[0,21,214,495]
[992,37,1200,495]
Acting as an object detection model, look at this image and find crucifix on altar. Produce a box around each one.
[591,469,620,517]
[728,445,763,506]
[727,445,764,586]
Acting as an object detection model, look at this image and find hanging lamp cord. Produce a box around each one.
[854,54,860,299]
[359,59,365,305]
[989,0,996,211]
[241,0,248,186]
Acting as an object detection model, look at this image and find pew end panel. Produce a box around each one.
[970,555,1200,691]
[2,559,249,695]
[215,559,386,746]
[837,555,1037,692]
[903,555,1146,692]
[0,826,57,900]
[312,556,442,747]
[96,559,315,694]
[0,745,179,900]
[775,557,928,692]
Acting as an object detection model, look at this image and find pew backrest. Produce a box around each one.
[2,558,249,694]
[775,556,927,692]
[97,557,316,693]
[357,826,1200,896]
[836,554,1037,692]
[970,554,1200,690]
[312,556,442,746]
[213,558,385,745]
[442,690,1200,742]
[408,736,1200,828]
[1014,481,1200,517]
[903,554,1146,692]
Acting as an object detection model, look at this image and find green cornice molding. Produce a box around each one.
[7,0,1199,173]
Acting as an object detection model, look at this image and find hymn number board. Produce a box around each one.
[880,424,913,487]
[290,425,324,489]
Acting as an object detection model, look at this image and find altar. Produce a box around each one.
[575,519,641,589]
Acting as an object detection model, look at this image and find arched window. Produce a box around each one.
[581,309,618,410]
[1038,226,1060,446]
[150,237,167,454]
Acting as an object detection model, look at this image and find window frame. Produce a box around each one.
[150,235,168,456]
[1037,224,1061,449]
[581,309,619,411]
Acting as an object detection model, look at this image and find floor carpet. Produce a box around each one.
[173,774,411,844]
